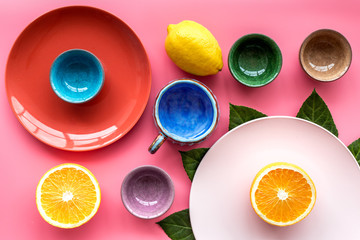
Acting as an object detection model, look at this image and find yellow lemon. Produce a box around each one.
[165,20,223,76]
[36,163,101,228]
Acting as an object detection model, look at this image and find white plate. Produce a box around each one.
[190,116,360,240]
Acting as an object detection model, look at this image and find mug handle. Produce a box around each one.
[148,133,167,154]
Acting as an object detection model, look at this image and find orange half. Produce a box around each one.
[250,162,316,226]
[36,163,101,228]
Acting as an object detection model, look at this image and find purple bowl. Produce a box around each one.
[121,165,175,219]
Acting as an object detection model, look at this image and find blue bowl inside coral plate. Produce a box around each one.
[50,49,104,104]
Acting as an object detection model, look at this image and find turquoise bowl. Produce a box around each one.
[50,49,104,103]
[228,34,282,87]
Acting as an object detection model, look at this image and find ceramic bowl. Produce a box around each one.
[121,165,175,219]
[148,79,219,154]
[50,49,104,103]
[299,29,352,82]
[228,34,282,87]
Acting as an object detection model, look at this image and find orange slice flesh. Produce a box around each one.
[250,162,316,226]
[36,163,101,228]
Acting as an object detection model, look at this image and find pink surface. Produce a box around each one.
[1,0,360,239]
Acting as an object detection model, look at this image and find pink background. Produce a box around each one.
[1,0,360,239]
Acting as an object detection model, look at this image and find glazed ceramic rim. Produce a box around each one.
[120,165,175,219]
[299,28,352,82]
[228,33,283,87]
[153,79,219,143]
[49,48,105,104]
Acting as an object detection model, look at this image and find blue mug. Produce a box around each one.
[149,79,219,154]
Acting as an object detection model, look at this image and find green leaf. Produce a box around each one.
[296,89,338,137]
[180,148,209,182]
[348,138,360,165]
[156,209,195,240]
[229,103,267,131]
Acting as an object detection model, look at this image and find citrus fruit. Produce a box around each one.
[165,20,223,76]
[36,163,101,228]
[250,162,316,226]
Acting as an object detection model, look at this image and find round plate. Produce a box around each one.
[190,117,360,239]
[5,6,151,151]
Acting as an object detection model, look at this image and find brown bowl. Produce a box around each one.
[299,29,352,82]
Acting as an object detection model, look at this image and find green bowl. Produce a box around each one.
[228,34,282,87]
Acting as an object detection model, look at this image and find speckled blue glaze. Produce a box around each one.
[157,82,215,140]
[149,79,219,154]
[50,49,104,103]
[121,165,175,219]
